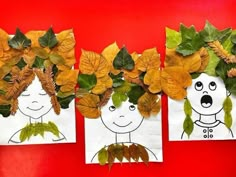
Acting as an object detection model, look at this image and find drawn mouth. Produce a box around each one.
[113,121,132,127]
[27,106,44,111]
[200,95,212,108]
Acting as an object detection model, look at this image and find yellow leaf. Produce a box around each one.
[92,75,112,94]
[144,69,161,93]
[76,94,101,118]
[23,48,36,66]
[164,48,183,67]
[79,49,109,77]
[0,28,10,57]
[161,66,192,100]
[25,30,46,48]
[57,48,76,68]
[197,47,209,72]
[138,92,161,118]
[60,82,76,92]
[56,70,78,92]
[101,42,120,75]
[136,48,160,72]
[0,95,11,105]
[56,29,75,53]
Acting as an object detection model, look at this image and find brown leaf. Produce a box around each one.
[79,49,109,77]
[76,94,101,118]
[113,144,124,162]
[161,66,192,100]
[197,47,209,72]
[98,88,113,107]
[137,144,149,165]
[11,99,18,115]
[144,69,161,93]
[51,95,61,115]
[129,143,139,162]
[0,28,10,57]
[138,92,161,118]
[123,144,130,162]
[101,42,120,75]
[107,144,115,169]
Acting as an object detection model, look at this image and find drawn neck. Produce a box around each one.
[199,114,217,124]
[115,132,131,143]
[30,116,43,124]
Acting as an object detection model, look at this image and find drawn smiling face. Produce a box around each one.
[18,77,52,119]
[187,73,227,115]
[100,96,144,134]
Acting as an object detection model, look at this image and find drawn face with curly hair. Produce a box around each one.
[100,96,144,134]
[18,77,52,119]
[187,73,228,115]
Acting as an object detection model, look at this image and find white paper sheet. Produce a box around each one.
[85,96,162,163]
[169,73,236,141]
[0,76,76,145]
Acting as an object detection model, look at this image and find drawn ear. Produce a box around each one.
[227,90,231,97]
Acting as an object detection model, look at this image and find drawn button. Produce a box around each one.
[209,129,213,132]
[210,134,213,138]
[203,129,207,133]
[203,135,207,138]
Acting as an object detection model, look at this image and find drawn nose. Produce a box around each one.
[119,115,125,118]
[32,100,38,103]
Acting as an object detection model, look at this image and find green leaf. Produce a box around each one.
[57,95,75,109]
[183,115,194,138]
[191,72,201,79]
[218,28,232,43]
[32,56,44,68]
[110,73,124,87]
[127,85,145,104]
[16,58,27,69]
[98,147,108,165]
[114,81,131,94]
[176,24,204,56]
[231,45,236,55]
[49,53,64,65]
[223,30,236,53]
[48,121,60,137]
[184,99,192,116]
[113,47,134,70]
[8,28,31,50]
[0,104,11,117]
[38,27,58,49]
[3,73,12,82]
[166,27,181,48]
[78,74,97,90]
[52,64,58,76]
[204,49,220,76]
[112,92,127,107]
[0,89,6,95]
[224,112,232,129]
[223,97,232,112]
[200,21,219,42]
[20,125,29,142]
[231,34,236,44]
[75,88,89,98]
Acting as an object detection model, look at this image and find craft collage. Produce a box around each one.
[0,0,236,177]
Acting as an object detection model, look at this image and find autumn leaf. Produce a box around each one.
[56,29,75,53]
[197,47,209,72]
[25,30,46,48]
[98,147,108,165]
[8,28,31,50]
[129,143,139,162]
[56,70,78,92]
[91,74,112,94]
[123,144,130,162]
[0,28,10,57]
[123,52,141,79]
[76,94,101,118]
[113,47,134,70]
[143,69,161,93]
[101,42,120,75]
[138,92,161,118]
[137,144,149,165]
[79,49,109,77]
[38,27,58,49]
[136,48,160,72]
[161,66,192,100]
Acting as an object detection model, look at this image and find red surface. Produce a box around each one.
[1,0,236,177]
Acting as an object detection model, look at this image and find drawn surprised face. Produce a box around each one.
[18,77,52,119]
[187,73,228,115]
[100,96,144,133]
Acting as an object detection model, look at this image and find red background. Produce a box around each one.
[1,0,236,177]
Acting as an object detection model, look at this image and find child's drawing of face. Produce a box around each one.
[18,77,52,119]
[187,73,227,115]
[101,96,144,134]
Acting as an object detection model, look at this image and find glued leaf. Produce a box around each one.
[184,99,192,116]
[98,147,108,165]
[200,21,220,42]
[0,104,11,117]
[0,28,10,56]
[113,47,134,70]
[113,144,124,162]
[144,70,161,93]
[197,47,209,72]
[138,92,160,118]
[31,47,49,59]
[123,144,130,162]
[224,112,232,129]
[114,80,131,94]
[107,144,115,169]
[129,143,139,162]
[49,53,64,65]
[183,115,194,137]
[161,66,192,100]
[76,88,89,98]
[32,56,44,68]
[76,94,101,118]
[223,96,232,112]
[166,27,181,48]
[204,49,220,76]
[38,27,58,49]
[92,75,112,94]
[102,42,120,75]
[110,72,125,87]
[112,92,127,108]
[79,49,109,77]
[136,48,160,72]
[127,85,145,104]
[56,70,78,92]
[78,74,97,90]
[25,30,46,47]
[16,58,27,69]
[137,144,149,165]
[56,29,75,53]
[8,28,31,50]
[57,95,75,109]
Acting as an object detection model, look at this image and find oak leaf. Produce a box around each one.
[161,66,192,100]
[76,94,101,118]
[138,92,161,118]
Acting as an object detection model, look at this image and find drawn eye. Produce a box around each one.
[209,81,217,91]
[109,105,116,112]
[195,81,203,91]
[39,92,47,96]
[21,93,30,96]
[129,105,136,111]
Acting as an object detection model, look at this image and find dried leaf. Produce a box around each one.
[56,29,75,53]
[76,94,101,118]
[183,115,194,138]
[129,143,139,162]
[91,75,112,94]
[101,42,120,75]
[79,49,109,77]
[136,48,160,72]
[138,92,161,118]
[25,30,46,48]
[11,99,18,115]
[144,69,161,93]
[107,144,115,169]
[197,47,209,72]
[31,47,49,59]
[98,147,108,165]
[0,28,10,56]
[75,88,89,98]
[56,70,78,92]
[98,88,112,107]
[113,144,124,162]
[0,104,11,117]
[51,95,61,114]
[161,66,192,100]
[123,144,130,162]
[49,53,64,65]
[137,144,149,164]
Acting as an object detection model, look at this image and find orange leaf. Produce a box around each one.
[144,69,161,93]
[138,92,161,118]
[197,47,209,72]
[0,28,10,57]
[76,94,101,118]
[79,49,109,77]
[101,42,120,75]
[161,66,192,100]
